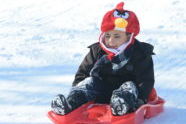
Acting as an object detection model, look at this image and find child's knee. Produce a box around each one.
[76,77,93,88]
[75,77,106,93]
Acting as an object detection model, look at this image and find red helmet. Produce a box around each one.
[101,2,140,36]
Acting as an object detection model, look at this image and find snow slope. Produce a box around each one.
[0,0,185,123]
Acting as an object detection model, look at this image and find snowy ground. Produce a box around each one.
[0,0,186,124]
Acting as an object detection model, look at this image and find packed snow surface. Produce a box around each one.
[0,0,185,123]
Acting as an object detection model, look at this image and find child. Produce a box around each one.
[51,2,155,116]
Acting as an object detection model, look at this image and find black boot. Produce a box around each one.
[51,94,72,115]
[51,90,89,115]
[110,91,133,116]
[110,81,138,116]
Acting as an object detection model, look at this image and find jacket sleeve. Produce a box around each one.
[72,47,98,86]
[134,55,155,102]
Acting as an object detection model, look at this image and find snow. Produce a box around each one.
[0,0,185,123]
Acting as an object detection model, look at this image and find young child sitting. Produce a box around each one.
[51,2,155,116]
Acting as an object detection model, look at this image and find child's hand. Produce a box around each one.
[111,52,130,71]
[90,55,112,78]
[96,55,110,65]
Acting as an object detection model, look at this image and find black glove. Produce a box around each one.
[90,55,112,78]
[111,52,130,72]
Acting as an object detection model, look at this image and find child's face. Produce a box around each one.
[104,30,130,49]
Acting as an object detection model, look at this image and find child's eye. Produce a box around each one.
[114,36,120,38]
[105,35,110,38]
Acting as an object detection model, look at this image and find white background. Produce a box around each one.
[0,0,186,123]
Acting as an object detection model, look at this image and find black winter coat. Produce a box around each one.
[72,39,155,102]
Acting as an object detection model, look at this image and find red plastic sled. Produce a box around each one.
[48,89,165,124]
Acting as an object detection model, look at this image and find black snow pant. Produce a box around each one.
[66,77,139,113]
